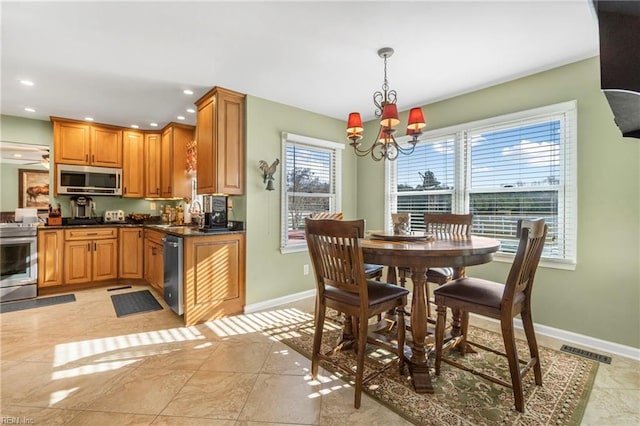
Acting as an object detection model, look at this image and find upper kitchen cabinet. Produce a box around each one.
[160,122,194,199]
[122,130,145,197]
[194,87,245,195]
[52,117,122,167]
[144,132,162,198]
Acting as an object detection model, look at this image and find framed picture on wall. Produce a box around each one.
[18,169,50,210]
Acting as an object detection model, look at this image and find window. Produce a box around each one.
[386,101,577,268]
[281,132,344,253]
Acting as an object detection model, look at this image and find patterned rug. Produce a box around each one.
[267,316,598,425]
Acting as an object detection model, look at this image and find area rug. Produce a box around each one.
[0,294,76,314]
[110,290,163,318]
[267,317,598,425]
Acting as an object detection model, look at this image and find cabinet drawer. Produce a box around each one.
[64,227,118,240]
[144,229,165,245]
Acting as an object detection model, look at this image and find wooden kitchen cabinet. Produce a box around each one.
[160,123,194,199]
[195,87,245,195]
[63,228,118,285]
[183,233,245,326]
[122,130,145,198]
[144,132,162,198]
[144,229,165,292]
[119,227,144,279]
[52,117,122,167]
[38,229,64,287]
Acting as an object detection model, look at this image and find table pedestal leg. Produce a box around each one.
[407,267,434,394]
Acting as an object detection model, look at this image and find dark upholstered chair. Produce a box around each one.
[309,212,384,280]
[434,218,548,412]
[305,218,409,409]
[398,213,473,317]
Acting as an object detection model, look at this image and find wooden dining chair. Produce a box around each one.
[398,213,473,318]
[433,218,548,413]
[305,218,409,409]
[309,212,384,281]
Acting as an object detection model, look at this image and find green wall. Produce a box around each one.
[356,57,640,348]
[244,96,356,304]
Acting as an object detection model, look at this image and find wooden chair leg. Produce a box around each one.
[434,300,447,376]
[354,314,368,409]
[312,299,326,379]
[501,318,525,413]
[458,310,469,356]
[397,305,406,375]
[521,309,542,385]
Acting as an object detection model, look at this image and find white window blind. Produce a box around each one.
[280,132,343,253]
[387,101,577,267]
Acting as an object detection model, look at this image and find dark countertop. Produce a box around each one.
[39,223,245,237]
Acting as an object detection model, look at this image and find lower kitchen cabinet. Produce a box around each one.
[183,233,245,326]
[144,229,164,292]
[63,228,118,285]
[38,229,64,287]
[119,227,143,279]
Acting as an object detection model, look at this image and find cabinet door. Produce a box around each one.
[119,228,143,279]
[91,125,122,167]
[122,131,145,198]
[93,239,118,281]
[171,125,194,199]
[38,230,63,287]
[144,133,161,197]
[217,90,245,194]
[160,127,173,197]
[64,240,92,284]
[196,97,215,194]
[153,242,164,291]
[144,239,163,291]
[53,120,91,165]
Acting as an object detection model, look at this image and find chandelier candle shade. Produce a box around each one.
[347,47,426,161]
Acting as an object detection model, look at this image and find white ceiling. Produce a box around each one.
[1,1,600,132]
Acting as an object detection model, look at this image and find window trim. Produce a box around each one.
[386,101,577,270]
[280,132,344,254]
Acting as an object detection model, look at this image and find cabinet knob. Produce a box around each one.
[87,243,90,252]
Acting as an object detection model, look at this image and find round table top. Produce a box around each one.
[361,235,501,269]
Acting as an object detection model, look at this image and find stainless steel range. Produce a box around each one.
[0,222,38,303]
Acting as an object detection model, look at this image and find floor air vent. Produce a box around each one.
[560,345,612,364]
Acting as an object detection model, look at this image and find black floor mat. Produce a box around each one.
[0,294,76,314]
[111,290,163,318]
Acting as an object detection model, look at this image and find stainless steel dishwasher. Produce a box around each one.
[162,234,183,315]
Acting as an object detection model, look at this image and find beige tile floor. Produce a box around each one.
[0,284,638,425]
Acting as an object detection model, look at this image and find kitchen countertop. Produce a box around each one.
[39,223,245,237]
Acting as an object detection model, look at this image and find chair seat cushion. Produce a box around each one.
[427,267,453,280]
[364,263,384,275]
[433,277,525,310]
[325,280,409,307]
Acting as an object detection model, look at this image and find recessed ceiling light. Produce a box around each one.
[24,107,36,112]
[84,117,94,121]
[150,122,158,127]
[20,80,34,86]
[131,124,139,129]
[177,115,185,120]
[186,108,195,113]
[13,153,23,158]
[183,89,194,95]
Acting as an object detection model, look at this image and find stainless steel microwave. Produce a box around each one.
[57,164,122,196]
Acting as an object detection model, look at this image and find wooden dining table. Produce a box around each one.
[361,233,501,394]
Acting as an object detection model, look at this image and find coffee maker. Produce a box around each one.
[200,195,228,232]
[70,196,95,219]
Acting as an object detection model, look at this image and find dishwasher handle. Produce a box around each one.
[162,237,180,248]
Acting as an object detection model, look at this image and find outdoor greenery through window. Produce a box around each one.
[280,132,343,253]
[386,101,577,267]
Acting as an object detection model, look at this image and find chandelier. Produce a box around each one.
[347,47,426,161]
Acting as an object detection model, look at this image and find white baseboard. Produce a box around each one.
[244,289,315,314]
[245,292,640,361]
[475,314,640,361]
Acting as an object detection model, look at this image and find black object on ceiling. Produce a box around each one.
[594,0,640,139]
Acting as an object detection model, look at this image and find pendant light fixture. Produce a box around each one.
[347,47,426,161]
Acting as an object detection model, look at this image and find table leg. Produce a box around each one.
[408,266,434,394]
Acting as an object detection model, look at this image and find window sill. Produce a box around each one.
[493,253,577,271]
[280,244,308,255]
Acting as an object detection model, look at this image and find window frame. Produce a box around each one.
[386,101,577,270]
[280,132,344,254]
